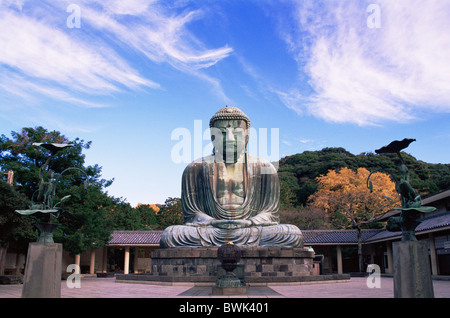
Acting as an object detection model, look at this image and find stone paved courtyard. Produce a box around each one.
[1,276,449,298]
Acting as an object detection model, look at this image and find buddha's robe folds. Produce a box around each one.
[160,154,303,248]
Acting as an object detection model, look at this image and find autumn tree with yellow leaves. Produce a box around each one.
[308,167,400,271]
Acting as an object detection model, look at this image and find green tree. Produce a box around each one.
[54,184,115,255]
[279,205,329,230]
[157,197,183,229]
[0,180,34,274]
[107,201,160,231]
[278,148,355,206]
[134,204,160,230]
[280,181,296,209]
[0,127,115,256]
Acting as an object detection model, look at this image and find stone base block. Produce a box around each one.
[393,241,434,298]
[22,242,62,298]
[150,247,315,279]
[116,247,351,285]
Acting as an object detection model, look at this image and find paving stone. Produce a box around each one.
[1,276,450,298]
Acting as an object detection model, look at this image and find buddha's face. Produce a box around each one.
[211,119,249,162]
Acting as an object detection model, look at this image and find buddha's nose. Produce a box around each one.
[226,128,235,141]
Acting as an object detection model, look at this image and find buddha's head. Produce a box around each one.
[209,106,250,163]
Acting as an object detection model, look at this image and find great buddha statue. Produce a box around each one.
[160,106,303,248]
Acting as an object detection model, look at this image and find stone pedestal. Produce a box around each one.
[393,241,434,298]
[151,247,314,279]
[116,247,351,285]
[22,242,62,298]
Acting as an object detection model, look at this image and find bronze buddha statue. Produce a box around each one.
[160,106,303,248]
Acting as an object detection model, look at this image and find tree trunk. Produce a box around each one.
[357,227,364,273]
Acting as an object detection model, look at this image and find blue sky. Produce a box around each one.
[1,0,449,206]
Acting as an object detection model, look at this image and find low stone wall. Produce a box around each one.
[115,272,350,285]
[0,275,23,285]
[150,247,314,279]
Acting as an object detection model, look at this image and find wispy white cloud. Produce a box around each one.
[78,1,232,70]
[274,0,450,126]
[0,73,107,108]
[0,0,25,10]
[298,138,313,144]
[0,0,233,108]
[0,6,158,100]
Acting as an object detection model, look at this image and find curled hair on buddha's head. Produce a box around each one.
[209,106,250,129]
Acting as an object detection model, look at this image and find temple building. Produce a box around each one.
[3,190,449,277]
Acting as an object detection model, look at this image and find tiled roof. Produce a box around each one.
[107,229,381,246]
[108,230,163,245]
[365,212,450,243]
[418,212,450,232]
[302,229,380,245]
[422,189,450,205]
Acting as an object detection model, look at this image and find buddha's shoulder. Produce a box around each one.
[183,155,277,172]
[247,155,278,174]
[184,155,214,171]
[247,154,274,165]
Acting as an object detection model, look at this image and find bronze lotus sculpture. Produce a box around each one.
[16,143,88,243]
[368,138,435,241]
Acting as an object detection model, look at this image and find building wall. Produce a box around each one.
[4,252,25,274]
[434,231,450,275]
[134,247,154,273]
[310,246,334,273]
[61,248,106,274]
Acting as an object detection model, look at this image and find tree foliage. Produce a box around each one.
[0,127,115,255]
[0,126,186,258]
[0,180,36,274]
[107,201,160,231]
[278,147,450,207]
[0,180,34,246]
[53,184,116,255]
[157,197,183,229]
[308,167,400,229]
[279,205,329,230]
[307,166,401,272]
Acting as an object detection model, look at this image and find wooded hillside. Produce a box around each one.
[278,147,450,207]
